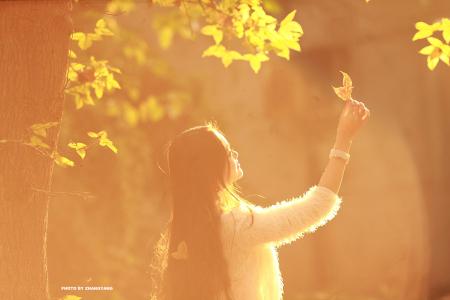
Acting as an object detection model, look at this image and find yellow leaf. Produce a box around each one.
[441,18,450,43]
[87,131,98,138]
[71,32,85,42]
[419,45,435,55]
[233,21,244,38]
[152,0,176,7]
[412,30,434,41]
[71,32,95,50]
[123,102,139,126]
[171,240,189,260]
[96,18,106,28]
[107,0,136,13]
[280,10,303,35]
[68,50,77,59]
[415,21,431,30]
[53,153,75,167]
[68,142,87,159]
[97,130,107,138]
[443,30,450,44]
[221,50,242,67]
[29,135,50,149]
[277,47,290,60]
[202,44,226,58]
[92,82,104,98]
[243,53,269,74]
[158,27,174,49]
[427,37,444,47]
[70,62,85,71]
[201,25,223,44]
[91,130,118,154]
[341,70,352,87]
[104,141,118,153]
[332,70,354,101]
[68,142,86,149]
[140,96,165,122]
[263,0,282,14]
[75,95,83,110]
[427,55,439,70]
[30,122,58,137]
[77,148,86,159]
[105,74,121,90]
[280,10,297,28]
[237,4,250,23]
[439,53,449,65]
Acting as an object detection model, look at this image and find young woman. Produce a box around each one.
[150,99,370,300]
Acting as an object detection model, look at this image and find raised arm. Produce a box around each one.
[222,99,370,248]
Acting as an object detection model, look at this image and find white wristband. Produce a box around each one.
[329,148,350,164]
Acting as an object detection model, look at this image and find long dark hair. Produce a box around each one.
[149,120,254,300]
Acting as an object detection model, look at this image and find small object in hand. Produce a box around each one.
[171,240,189,260]
[332,70,354,101]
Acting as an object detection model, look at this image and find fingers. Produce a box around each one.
[350,99,359,118]
[352,99,371,121]
[362,108,370,121]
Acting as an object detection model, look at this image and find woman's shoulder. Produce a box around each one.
[220,201,260,226]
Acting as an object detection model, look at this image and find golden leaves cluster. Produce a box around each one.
[413,18,450,70]
[151,0,303,74]
[17,121,118,168]
[67,19,122,109]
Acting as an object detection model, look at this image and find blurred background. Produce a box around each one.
[47,0,450,299]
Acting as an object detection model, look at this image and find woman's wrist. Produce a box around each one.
[334,135,353,153]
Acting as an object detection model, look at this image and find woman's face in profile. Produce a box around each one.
[228,147,243,183]
[214,131,243,183]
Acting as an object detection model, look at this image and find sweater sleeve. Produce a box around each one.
[223,185,343,248]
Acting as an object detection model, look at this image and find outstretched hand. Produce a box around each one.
[336,99,370,141]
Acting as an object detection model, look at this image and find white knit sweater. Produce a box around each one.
[219,185,343,300]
